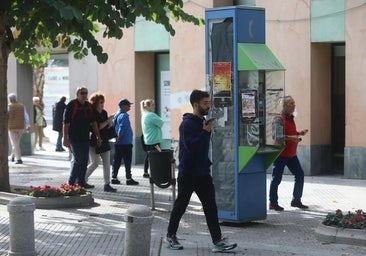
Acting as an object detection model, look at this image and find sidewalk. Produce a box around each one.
[1,130,366,255]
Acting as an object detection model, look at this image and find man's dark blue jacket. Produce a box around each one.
[178,113,212,178]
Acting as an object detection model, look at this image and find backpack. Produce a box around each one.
[71,99,93,121]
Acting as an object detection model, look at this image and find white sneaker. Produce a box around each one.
[212,237,237,252]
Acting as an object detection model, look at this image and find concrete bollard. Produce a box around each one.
[7,197,36,256]
[124,205,154,256]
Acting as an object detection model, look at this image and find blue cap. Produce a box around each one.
[118,99,133,106]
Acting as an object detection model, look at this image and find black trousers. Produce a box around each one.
[112,144,132,179]
[167,175,222,243]
[144,144,160,173]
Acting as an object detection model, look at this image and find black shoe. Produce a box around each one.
[143,173,150,178]
[269,203,284,211]
[111,178,121,184]
[11,157,14,162]
[291,201,309,209]
[84,183,95,189]
[126,179,139,185]
[104,184,117,192]
[15,159,23,164]
[56,148,66,152]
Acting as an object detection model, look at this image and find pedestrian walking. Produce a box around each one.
[166,90,237,253]
[8,93,30,164]
[63,86,101,187]
[269,95,309,211]
[85,92,117,192]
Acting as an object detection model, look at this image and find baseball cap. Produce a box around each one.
[118,99,133,106]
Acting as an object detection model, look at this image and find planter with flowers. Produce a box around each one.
[27,184,94,209]
[315,209,366,247]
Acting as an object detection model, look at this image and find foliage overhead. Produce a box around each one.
[0,0,203,192]
[2,0,203,67]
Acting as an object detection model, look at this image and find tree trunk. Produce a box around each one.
[0,11,11,192]
[33,65,45,107]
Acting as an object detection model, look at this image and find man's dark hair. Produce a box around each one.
[190,90,210,106]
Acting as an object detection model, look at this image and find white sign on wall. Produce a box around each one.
[160,71,171,139]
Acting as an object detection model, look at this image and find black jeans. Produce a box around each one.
[167,175,222,243]
[112,144,133,180]
[144,144,160,173]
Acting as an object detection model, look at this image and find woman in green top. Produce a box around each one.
[140,99,164,178]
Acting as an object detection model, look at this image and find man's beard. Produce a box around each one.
[198,106,209,116]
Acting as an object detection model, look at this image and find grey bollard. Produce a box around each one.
[124,205,154,256]
[7,197,36,256]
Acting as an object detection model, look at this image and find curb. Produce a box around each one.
[315,223,366,247]
[0,192,94,209]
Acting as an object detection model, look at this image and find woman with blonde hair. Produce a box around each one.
[33,96,45,151]
[140,99,164,178]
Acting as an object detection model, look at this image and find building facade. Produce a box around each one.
[9,0,365,179]
[93,0,366,179]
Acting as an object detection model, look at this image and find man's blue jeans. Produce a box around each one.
[69,140,89,186]
[269,155,304,204]
[56,132,63,150]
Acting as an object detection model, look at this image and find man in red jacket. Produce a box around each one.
[269,95,309,211]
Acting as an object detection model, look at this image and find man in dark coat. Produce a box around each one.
[53,96,67,151]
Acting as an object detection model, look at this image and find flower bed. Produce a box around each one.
[322,209,366,230]
[28,184,87,198]
[315,209,366,247]
[26,184,93,209]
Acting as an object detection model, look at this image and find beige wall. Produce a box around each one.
[310,43,331,145]
[97,27,137,131]
[135,53,155,135]
[169,1,208,139]
[257,0,312,143]
[345,0,366,147]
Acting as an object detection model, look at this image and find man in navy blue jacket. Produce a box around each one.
[166,90,237,253]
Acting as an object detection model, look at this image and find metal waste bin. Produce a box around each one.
[148,150,176,210]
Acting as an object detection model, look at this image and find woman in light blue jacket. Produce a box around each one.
[140,99,164,178]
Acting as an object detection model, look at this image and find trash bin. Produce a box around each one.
[148,150,174,188]
[148,150,176,210]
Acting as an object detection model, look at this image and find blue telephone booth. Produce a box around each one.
[205,6,286,222]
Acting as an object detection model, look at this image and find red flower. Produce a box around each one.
[335,209,342,215]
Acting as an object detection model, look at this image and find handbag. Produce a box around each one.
[42,117,47,128]
[108,126,117,139]
[141,134,148,151]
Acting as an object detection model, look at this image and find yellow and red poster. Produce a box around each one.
[213,62,231,93]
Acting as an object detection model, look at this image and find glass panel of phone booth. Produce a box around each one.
[238,70,285,147]
[208,17,236,213]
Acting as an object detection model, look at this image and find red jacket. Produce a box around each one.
[279,112,298,157]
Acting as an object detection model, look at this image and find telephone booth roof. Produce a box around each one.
[237,43,285,71]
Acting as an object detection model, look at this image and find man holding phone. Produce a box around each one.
[165,90,237,252]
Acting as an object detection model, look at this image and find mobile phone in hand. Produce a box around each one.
[205,118,215,124]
